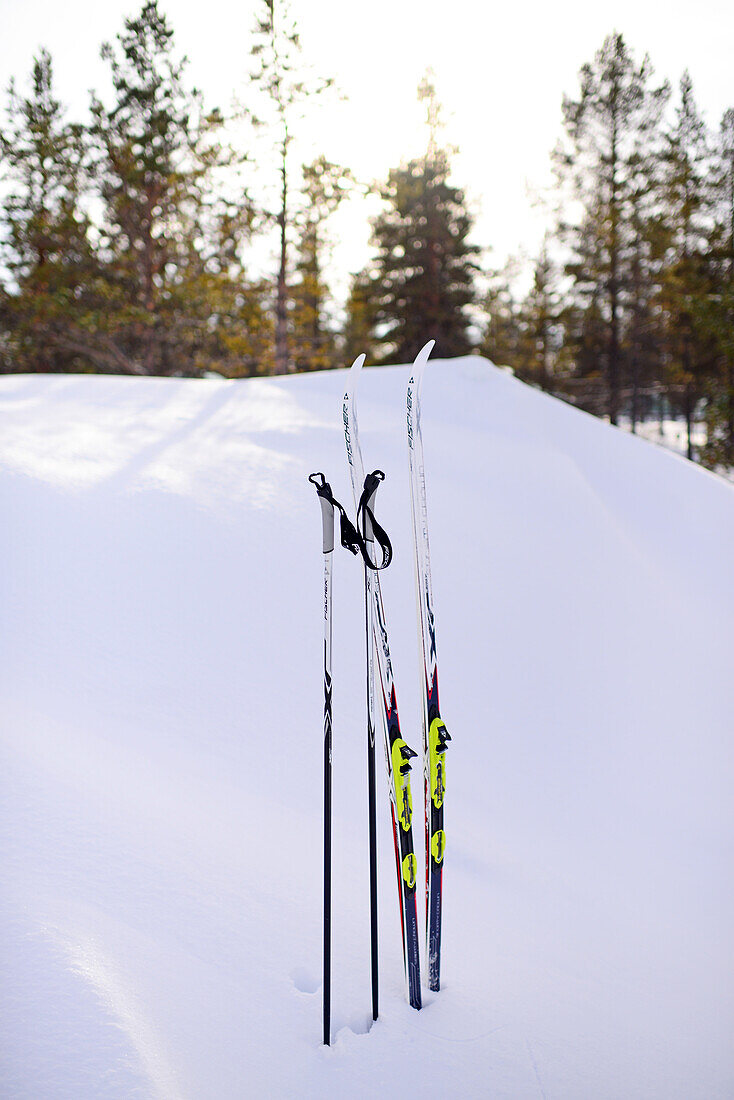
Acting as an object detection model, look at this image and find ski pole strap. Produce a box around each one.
[308,471,392,571]
[357,471,393,571]
[309,472,361,557]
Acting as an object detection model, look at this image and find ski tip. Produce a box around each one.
[409,342,434,387]
[344,354,366,407]
[407,343,434,401]
[415,340,435,366]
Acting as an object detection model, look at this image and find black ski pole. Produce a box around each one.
[309,473,335,1046]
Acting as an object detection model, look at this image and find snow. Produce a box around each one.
[1,358,733,1099]
[619,414,707,458]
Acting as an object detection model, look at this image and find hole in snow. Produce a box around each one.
[346,1013,372,1036]
[333,1013,372,1037]
[292,966,319,994]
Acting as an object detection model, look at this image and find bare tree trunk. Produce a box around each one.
[609,281,620,424]
[608,119,620,425]
[630,350,639,433]
[728,204,734,463]
[685,383,694,461]
[274,130,289,375]
[682,333,695,460]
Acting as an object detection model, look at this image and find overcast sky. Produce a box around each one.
[1,0,733,298]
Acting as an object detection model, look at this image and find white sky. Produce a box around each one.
[1,0,733,301]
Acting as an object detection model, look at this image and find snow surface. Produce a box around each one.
[1,358,733,1099]
[618,415,706,458]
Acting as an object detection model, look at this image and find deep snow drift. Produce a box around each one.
[1,358,733,1099]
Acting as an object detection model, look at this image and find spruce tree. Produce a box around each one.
[351,78,479,364]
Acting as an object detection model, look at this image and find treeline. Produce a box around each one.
[483,36,734,469]
[0,1,346,379]
[1,5,732,469]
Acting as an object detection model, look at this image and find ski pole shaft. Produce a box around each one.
[365,566,379,1021]
[362,473,380,1019]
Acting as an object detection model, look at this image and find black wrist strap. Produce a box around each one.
[357,470,393,570]
[309,470,393,571]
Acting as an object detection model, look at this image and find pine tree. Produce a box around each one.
[698,108,734,467]
[519,242,562,391]
[481,248,562,389]
[554,33,669,423]
[656,72,712,457]
[89,1,265,375]
[0,50,96,371]
[248,0,334,374]
[290,157,351,371]
[342,268,378,364]
[558,212,613,415]
[481,260,524,370]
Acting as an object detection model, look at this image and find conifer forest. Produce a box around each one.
[1,1,732,471]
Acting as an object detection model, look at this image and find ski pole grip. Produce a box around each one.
[360,470,383,543]
[319,495,335,554]
[358,471,392,569]
[309,473,336,554]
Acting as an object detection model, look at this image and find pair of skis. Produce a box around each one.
[311,340,448,1042]
[343,354,422,1014]
[346,340,450,1006]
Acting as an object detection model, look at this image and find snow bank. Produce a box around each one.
[1,359,732,1098]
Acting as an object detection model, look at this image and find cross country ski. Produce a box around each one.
[344,355,422,1011]
[407,341,451,992]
